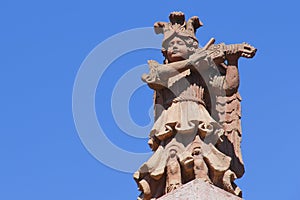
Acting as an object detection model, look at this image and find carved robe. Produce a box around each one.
[135,55,234,199]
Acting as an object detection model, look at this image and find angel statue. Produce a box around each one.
[133,12,256,200]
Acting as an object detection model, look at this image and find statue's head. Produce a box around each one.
[163,35,197,63]
[154,11,203,63]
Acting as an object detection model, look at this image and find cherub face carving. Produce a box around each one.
[167,36,189,63]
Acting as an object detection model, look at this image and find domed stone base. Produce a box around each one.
[158,179,243,200]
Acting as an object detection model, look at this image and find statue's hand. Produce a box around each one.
[188,49,208,65]
[188,49,213,71]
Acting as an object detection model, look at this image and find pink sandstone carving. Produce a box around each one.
[134,11,256,200]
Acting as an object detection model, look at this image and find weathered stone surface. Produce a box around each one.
[158,179,243,200]
[134,11,256,200]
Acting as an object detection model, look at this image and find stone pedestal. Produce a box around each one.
[158,179,242,200]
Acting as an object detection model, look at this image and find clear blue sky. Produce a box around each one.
[1,1,300,199]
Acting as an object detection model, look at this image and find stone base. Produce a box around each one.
[158,179,242,200]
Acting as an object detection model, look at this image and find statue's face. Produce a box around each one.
[167,36,189,62]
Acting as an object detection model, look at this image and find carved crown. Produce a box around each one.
[154,11,203,48]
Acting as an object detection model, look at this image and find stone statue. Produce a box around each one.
[134,11,256,200]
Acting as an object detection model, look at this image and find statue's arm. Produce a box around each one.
[223,61,239,95]
[156,60,192,79]
[208,43,257,94]
[224,43,256,94]
[141,59,197,90]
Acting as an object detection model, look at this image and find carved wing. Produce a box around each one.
[215,92,244,178]
[142,60,165,151]
[208,71,244,178]
[208,42,256,178]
